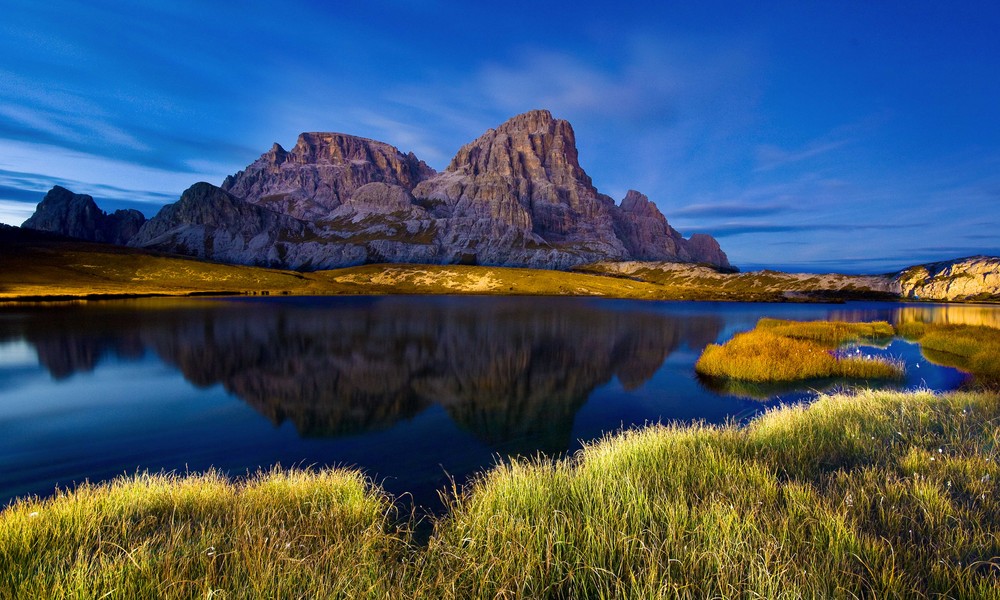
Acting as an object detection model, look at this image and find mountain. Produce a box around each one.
[21,186,145,245]
[220,133,435,221]
[26,110,731,270]
[409,110,729,268]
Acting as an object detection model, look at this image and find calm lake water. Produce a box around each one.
[0,296,993,508]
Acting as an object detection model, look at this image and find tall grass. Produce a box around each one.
[696,319,903,382]
[0,469,409,599]
[3,390,999,598]
[423,389,1000,598]
[757,317,895,346]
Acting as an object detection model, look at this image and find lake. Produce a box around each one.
[0,296,991,509]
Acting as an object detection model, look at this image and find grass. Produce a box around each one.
[696,319,903,383]
[2,390,999,598]
[898,321,1000,387]
[0,469,407,599]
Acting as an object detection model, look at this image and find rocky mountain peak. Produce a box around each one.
[413,109,623,262]
[620,190,658,215]
[22,186,145,245]
[221,132,435,221]
[444,109,596,196]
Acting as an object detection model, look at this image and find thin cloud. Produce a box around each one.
[705,221,924,237]
[755,139,851,172]
[671,202,791,218]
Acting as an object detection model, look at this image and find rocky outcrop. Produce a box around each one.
[896,256,1000,302]
[221,133,435,221]
[612,190,731,268]
[128,182,327,267]
[22,186,145,245]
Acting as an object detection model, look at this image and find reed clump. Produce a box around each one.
[695,319,902,382]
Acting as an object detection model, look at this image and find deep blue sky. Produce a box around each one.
[2,1,998,272]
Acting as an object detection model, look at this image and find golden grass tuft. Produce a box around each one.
[696,319,903,383]
[0,468,407,599]
[899,322,1000,386]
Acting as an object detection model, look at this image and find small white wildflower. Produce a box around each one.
[28,512,38,518]
[938,448,943,454]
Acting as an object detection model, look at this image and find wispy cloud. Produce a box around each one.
[671,202,791,218]
[703,221,924,238]
[755,139,851,172]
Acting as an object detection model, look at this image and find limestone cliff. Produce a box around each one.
[896,256,1000,302]
[411,110,728,268]
[221,133,435,220]
[22,186,145,245]
[611,189,730,268]
[129,182,320,267]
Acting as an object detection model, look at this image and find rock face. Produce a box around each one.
[221,133,435,221]
[22,186,145,245]
[33,110,731,271]
[412,109,629,266]
[896,256,1000,302]
[128,182,325,268]
[611,189,729,267]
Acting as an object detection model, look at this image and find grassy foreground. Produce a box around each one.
[696,319,902,383]
[3,390,999,598]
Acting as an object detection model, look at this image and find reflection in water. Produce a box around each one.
[14,298,722,455]
[893,304,1000,329]
[2,298,995,507]
[829,303,1000,329]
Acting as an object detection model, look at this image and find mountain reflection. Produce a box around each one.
[15,298,722,455]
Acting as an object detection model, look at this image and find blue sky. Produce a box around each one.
[2,1,998,272]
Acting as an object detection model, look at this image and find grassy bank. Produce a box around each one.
[696,319,902,382]
[3,390,999,598]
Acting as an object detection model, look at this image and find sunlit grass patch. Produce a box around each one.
[0,468,408,599]
[695,319,903,383]
[899,322,1000,386]
[423,390,1000,598]
[757,317,894,347]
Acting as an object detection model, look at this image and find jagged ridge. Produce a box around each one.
[22,186,145,245]
[27,110,732,271]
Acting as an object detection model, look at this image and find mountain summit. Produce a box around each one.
[24,110,730,271]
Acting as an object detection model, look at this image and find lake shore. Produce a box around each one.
[2,388,998,598]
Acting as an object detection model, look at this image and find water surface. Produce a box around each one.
[0,296,987,507]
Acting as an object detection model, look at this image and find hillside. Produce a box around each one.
[4,225,997,302]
